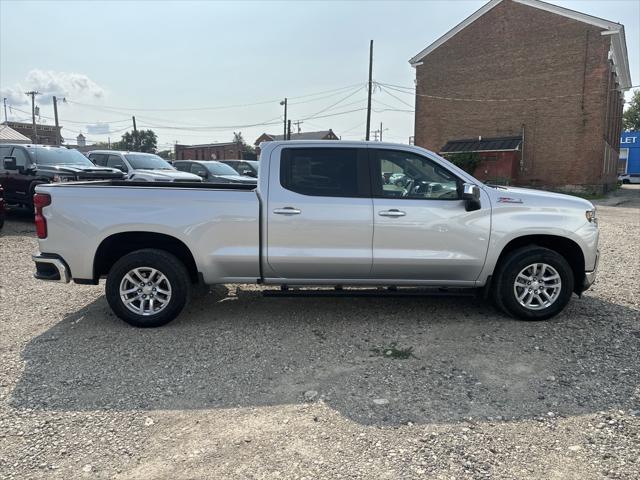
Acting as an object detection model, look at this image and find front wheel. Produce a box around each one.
[492,246,574,321]
[106,249,191,327]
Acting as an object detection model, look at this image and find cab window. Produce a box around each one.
[89,153,108,166]
[280,148,368,197]
[107,155,127,171]
[174,162,191,172]
[373,149,461,200]
[12,148,30,168]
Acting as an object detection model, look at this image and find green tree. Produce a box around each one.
[623,90,640,131]
[157,149,175,161]
[118,129,158,153]
[233,131,257,159]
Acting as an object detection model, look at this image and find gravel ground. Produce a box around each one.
[1,186,638,479]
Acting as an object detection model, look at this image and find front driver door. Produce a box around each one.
[371,148,490,282]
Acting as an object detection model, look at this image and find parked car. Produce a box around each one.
[618,173,640,184]
[32,141,599,328]
[0,144,125,209]
[173,160,257,184]
[219,160,259,178]
[87,150,202,182]
[0,186,5,230]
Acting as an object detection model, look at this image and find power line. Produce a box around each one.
[65,83,366,112]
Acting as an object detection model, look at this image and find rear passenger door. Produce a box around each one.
[265,146,373,280]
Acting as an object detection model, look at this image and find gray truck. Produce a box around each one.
[32,141,599,327]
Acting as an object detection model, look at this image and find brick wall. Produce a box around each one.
[414,0,623,193]
[175,144,242,161]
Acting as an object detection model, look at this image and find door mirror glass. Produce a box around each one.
[3,157,17,170]
[113,164,127,172]
[462,183,481,211]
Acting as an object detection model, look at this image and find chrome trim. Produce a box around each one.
[32,254,71,283]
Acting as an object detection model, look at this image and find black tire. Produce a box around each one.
[622,179,630,184]
[105,249,191,328]
[491,246,574,321]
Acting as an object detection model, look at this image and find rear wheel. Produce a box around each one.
[106,249,191,327]
[492,246,574,321]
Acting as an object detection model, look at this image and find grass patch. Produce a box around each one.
[370,342,416,360]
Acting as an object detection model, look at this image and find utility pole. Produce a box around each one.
[379,121,383,142]
[365,40,373,141]
[2,97,7,123]
[132,116,138,151]
[25,91,40,143]
[280,98,287,140]
[293,120,303,133]
[52,96,61,145]
[287,119,292,140]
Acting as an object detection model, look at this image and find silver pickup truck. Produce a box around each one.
[32,141,599,327]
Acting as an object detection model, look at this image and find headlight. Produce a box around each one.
[52,175,71,183]
[585,208,597,224]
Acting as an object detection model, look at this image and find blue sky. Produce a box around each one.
[1,0,638,150]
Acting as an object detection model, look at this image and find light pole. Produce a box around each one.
[280,98,287,140]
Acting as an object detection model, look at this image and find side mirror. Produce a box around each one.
[3,157,17,170]
[462,183,481,211]
[113,164,127,173]
[241,169,257,177]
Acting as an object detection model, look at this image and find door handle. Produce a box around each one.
[378,209,406,217]
[273,207,301,215]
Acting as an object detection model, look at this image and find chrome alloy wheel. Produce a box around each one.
[119,267,172,316]
[513,263,562,311]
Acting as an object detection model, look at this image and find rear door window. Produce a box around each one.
[280,148,368,197]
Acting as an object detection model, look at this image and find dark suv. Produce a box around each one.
[0,144,125,209]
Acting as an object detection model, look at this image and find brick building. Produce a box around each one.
[2,121,63,146]
[409,0,631,193]
[175,142,244,161]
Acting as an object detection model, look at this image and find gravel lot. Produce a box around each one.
[1,186,638,479]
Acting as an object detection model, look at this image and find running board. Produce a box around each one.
[261,286,476,298]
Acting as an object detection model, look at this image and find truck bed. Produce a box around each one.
[35,181,261,284]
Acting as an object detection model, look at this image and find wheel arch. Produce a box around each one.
[494,234,585,294]
[93,231,199,283]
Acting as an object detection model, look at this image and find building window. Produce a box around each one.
[618,148,629,174]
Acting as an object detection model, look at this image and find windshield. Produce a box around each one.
[31,147,94,166]
[205,162,240,175]
[125,154,173,170]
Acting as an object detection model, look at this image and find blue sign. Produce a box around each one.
[620,131,640,174]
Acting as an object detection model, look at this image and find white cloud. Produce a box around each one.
[1,69,106,106]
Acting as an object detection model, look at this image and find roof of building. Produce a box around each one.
[0,124,31,143]
[441,135,523,153]
[408,0,631,89]
[4,120,62,131]
[176,142,238,148]
[257,130,336,143]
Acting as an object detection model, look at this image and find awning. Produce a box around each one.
[440,135,522,154]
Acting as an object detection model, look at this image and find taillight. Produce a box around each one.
[34,193,51,239]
